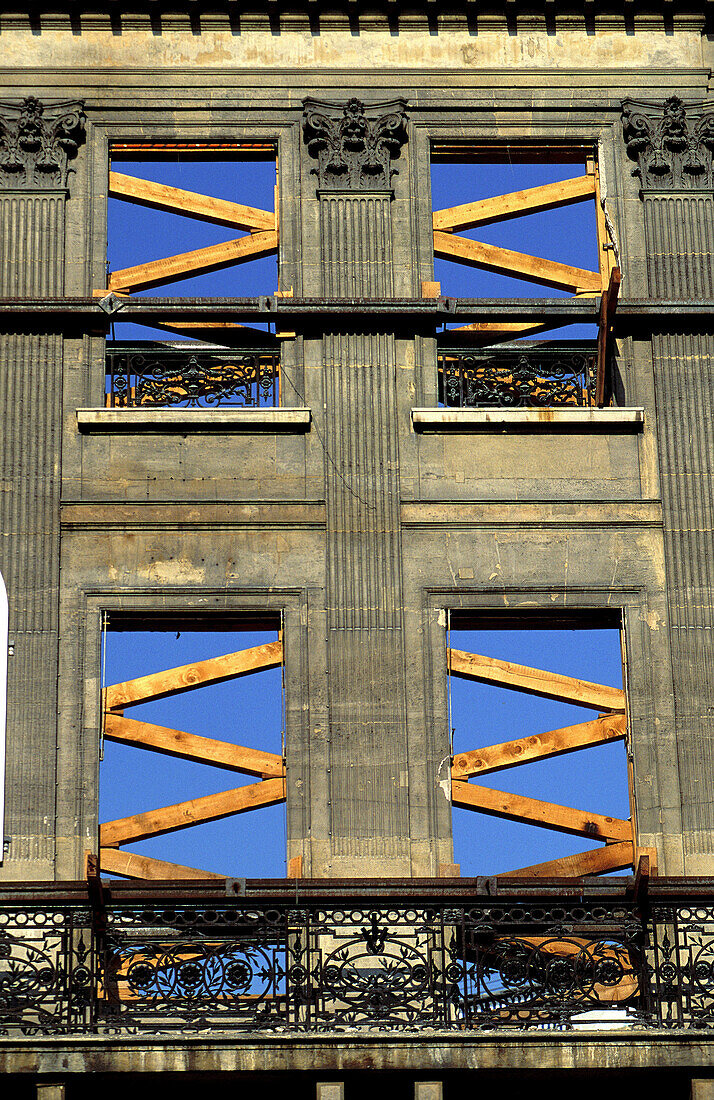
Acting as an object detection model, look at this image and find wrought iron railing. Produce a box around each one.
[105,343,280,408]
[0,880,712,1035]
[437,343,598,408]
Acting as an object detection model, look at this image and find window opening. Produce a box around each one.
[447,624,641,879]
[431,148,619,409]
[104,148,280,407]
[99,622,285,880]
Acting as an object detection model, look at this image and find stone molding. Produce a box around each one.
[302,96,407,192]
[76,407,311,432]
[0,96,85,192]
[411,407,645,432]
[621,95,714,191]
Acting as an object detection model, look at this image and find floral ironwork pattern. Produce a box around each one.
[97,898,648,1033]
[438,346,596,409]
[303,97,408,191]
[1,889,713,1034]
[0,96,86,191]
[106,345,280,408]
[0,904,94,1034]
[648,903,714,1028]
[621,96,714,190]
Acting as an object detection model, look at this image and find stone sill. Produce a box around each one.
[411,407,644,433]
[77,407,311,433]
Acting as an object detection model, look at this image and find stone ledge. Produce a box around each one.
[76,408,311,433]
[411,408,645,432]
[0,1031,712,1075]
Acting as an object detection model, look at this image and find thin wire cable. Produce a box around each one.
[278,348,374,511]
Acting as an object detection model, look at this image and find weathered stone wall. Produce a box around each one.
[0,7,711,879]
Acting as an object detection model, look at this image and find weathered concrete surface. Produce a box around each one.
[0,21,711,882]
[0,26,706,72]
[0,1032,713,1076]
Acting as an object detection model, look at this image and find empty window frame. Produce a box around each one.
[445,615,643,879]
[104,145,281,408]
[431,146,619,409]
[99,617,285,880]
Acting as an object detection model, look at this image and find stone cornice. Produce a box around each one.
[0,6,708,33]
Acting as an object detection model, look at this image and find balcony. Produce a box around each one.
[0,878,711,1036]
[105,343,280,409]
[437,342,599,410]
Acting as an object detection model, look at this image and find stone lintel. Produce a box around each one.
[411,408,645,432]
[76,408,312,433]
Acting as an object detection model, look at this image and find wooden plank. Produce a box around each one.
[287,855,303,879]
[99,847,224,881]
[103,713,284,778]
[100,777,286,847]
[433,175,595,233]
[433,230,602,293]
[442,321,551,344]
[451,714,627,779]
[451,780,632,841]
[448,648,626,713]
[108,230,278,293]
[596,266,621,407]
[109,171,276,232]
[104,640,282,711]
[498,841,634,878]
[590,157,617,291]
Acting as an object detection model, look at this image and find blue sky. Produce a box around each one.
[101,153,624,879]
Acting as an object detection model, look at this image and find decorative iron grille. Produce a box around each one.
[437,343,597,408]
[105,344,280,408]
[0,901,95,1034]
[1,884,713,1035]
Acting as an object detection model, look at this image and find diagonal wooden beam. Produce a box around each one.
[433,175,595,233]
[99,847,225,881]
[433,230,602,293]
[108,230,278,293]
[451,714,627,779]
[100,776,286,847]
[103,712,284,778]
[497,841,634,879]
[596,266,621,407]
[440,321,552,345]
[448,648,626,713]
[109,171,275,231]
[104,640,283,711]
[451,779,632,842]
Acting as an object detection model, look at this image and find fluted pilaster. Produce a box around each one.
[304,99,411,873]
[0,96,84,877]
[623,96,714,871]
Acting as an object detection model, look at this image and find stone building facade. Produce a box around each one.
[0,3,713,1096]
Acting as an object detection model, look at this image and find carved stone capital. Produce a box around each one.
[622,96,714,191]
[303,97,407,192]
[0,96,86,192]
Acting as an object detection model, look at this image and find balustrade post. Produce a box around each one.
[415,1085,443,1100]
[316,1084,344,1100]
[37,1085,66,1100]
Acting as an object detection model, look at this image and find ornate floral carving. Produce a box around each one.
[302,97,407,191]
[622,96,714,190]
[0,96,86,191]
